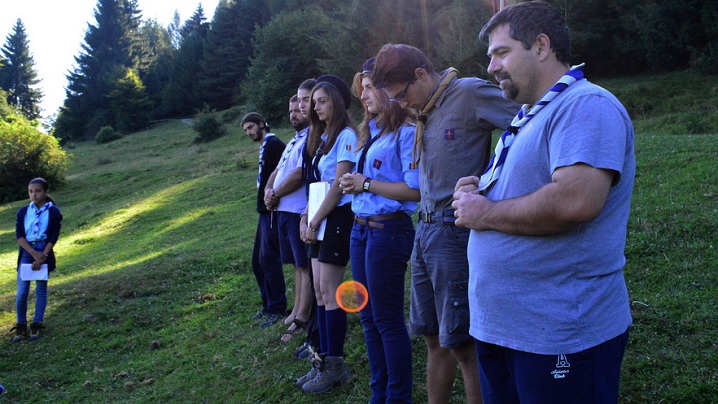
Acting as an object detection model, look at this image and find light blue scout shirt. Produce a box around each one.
[467,79,635,355]
[316,127,357,206]
[275,127,309,214]
[352,119,419,217]
[24,202,51,242]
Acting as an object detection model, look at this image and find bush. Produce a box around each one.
[191,107,228,144]
[0,116,70,202]
[95,125,123,144]
[221,106,245,124]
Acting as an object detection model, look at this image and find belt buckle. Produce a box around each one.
[423,211,434,224]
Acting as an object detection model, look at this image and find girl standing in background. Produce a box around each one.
[11,178,63,342]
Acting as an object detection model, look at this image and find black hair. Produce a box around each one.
[29,177,55,204]
[299,78,317,92]
[479,0,571,64]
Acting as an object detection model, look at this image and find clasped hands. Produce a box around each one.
[338,172,366,195]
[264,188,279,211]
[31,250,48,270]
[451,176,493,230]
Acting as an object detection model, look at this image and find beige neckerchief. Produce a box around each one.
[412,68,458,168]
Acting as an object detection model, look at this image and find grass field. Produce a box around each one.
[1,71,717,402]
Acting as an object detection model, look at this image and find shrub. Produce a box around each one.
[0,116,70,202]
[221,106,245,124]
[95,125,123,144]
[191,107,228,144]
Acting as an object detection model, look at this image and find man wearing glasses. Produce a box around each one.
[372,43,518,403]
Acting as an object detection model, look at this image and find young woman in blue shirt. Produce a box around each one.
[339,58,420,403]
[297,74,357,394]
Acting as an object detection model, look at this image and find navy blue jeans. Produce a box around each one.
[475,328,630,404]
[252,212,286,315]
[350,214,415,404]
[16,241,48,324]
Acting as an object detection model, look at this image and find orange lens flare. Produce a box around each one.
[335,280,369,313]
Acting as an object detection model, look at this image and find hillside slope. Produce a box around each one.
[1,73,716,402]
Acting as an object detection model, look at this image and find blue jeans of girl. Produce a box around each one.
[16,241,48,324]
[350,214,415,404]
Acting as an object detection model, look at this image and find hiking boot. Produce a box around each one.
[294,341,308,358]
[302,356,351,394]
[295,366,319,389]
[295,342,311,359]
[28,322,44,341]
[10,322,27,342]
[295,347,324,388]
[259,313,282,329]
[297,346,311,359]
[250,310,267,320]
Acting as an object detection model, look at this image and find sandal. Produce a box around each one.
[281,319,307,343]
[284,312,296,325]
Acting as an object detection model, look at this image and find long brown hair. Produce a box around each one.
[306,82,354,157]
[351,71,414,151]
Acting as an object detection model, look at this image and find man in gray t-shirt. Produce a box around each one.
[373,43,518,403]
[453,2,635,402]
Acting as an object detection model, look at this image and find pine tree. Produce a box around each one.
[55,0,149,140]
[179,4,210,42]
[137,19,173,118]
[161,5,210,117]
[167,10,183,49]
[199,0,271,110]
[0,19,43,121]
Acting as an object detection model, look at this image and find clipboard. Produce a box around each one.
[308,181,330,241]
[20,263,48,281]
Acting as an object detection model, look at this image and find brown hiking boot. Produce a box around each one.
[10,322,27,342]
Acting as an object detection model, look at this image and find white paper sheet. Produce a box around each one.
[20,263,48,281]
[308,181,330,241]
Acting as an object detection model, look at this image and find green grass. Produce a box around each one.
[1,72,718,402]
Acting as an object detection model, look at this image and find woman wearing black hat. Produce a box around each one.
[340,58,419,403]
[297,74,357,394]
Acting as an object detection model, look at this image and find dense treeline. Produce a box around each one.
[20,0,716,141]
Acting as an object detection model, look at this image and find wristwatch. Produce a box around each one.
[363,177,372,192]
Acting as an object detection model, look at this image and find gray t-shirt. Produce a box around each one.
[468,79,635,355]
[419,71,518,214]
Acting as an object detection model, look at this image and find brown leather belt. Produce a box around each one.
[354,212,405,230]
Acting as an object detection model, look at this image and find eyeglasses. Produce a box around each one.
[389,81,413,103]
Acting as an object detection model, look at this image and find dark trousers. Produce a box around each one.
[251,212,286,315]
[350,215,415,404]
[475,328,630,404]
[304,257,321,349]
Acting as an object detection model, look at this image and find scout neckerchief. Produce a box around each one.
[412,68,458,169]
[278,127,307,171]
[257,133,275,188]
[478,63,586,192]
[30,201,52,241]
[357,133,381,175]
[311,140,327,183]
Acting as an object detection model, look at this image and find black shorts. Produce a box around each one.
[308,203,353,266]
